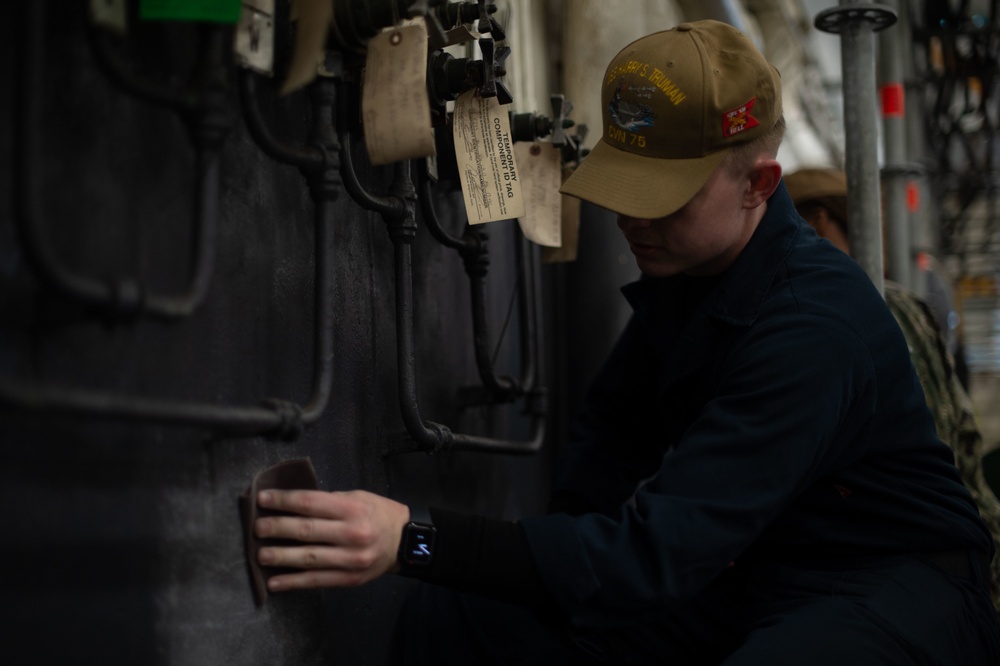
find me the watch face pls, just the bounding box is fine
[403,523,435,566]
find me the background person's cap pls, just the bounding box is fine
[560,20,782,219]
[783,167,848,204]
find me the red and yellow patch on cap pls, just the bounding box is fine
[722,97,759,138]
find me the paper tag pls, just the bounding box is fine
[233,0,275,75]
[453,91,525,224]
[513,142,562,246]
[542,176,581,264]
[90,0,127,33]
[361,19,435,166]
[280,0,332,95]
[139,0,243,22]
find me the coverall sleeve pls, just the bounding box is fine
[548,316,676,516]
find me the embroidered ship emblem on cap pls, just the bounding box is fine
[609,80,657,132]
[722,97,759,138]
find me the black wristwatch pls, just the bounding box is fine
[398,506,436,571]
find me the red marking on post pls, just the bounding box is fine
[881,83,905,117]
[916,251,931,272]
[906,181,920,212]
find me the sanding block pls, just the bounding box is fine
[239,457,320,606]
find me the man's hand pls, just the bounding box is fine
[254,489,410,591]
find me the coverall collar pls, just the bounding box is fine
[621,181,801,330]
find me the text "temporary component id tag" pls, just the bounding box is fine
[453,91,525,225]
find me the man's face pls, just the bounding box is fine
[616,163,761,277]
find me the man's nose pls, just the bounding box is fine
[617,215,652,230]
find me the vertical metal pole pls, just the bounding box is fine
[900,0,934,299]
[878,0,913,291]
[816,2,898,296]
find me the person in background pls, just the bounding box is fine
[785,166,1000,618]
[923,254,971,391]
[250,21,1000,664]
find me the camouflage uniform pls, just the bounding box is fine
[885,281,1000,619]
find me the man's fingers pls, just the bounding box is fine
[257,489,347,519]
[255,514,337,543]
[251,489,409,591]
[265,568,374,591]
[258,544,379,572]
[255,513,380,548]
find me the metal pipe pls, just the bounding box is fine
[900,0,936,283]
[339,145,545,454]
[16,2,228,321]
[87,19,195,114]
[0,54,346,439]
[339,132,406,219]
[299,198,337,426]
[390,200,456,450]
[390,177,545,454]
[877,0,913,290]
[816,2,898,295]
[239,69,324,170]
[417,163,541,403]
[465,232,520,400]
[516,235,539,394]
[466,232,544,400]
[417,167,466,251]
[0,186,338,441]
[448,411,547,454]
[334,78,404,218]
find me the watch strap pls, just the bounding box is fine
[407,505,433,528]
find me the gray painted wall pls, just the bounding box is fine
[0,5,585,664]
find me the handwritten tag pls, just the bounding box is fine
[280,0,332,95]
[234,0,275,75]
[513,142,562,246]
[453,91,525,224]
[361,19,435,166]
[542,176,581,264]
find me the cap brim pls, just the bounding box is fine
[783,170,847,205]
[560,138,729,219]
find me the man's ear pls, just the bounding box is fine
[744,160,782,209]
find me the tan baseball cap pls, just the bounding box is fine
[783,167,848,204]
[560,20,782,219]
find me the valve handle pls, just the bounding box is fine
[478,38,512,105]
[550,94,575,146]
[561,123,590,165]
[487,16,505,41]
[406,0,449,50]
[435,1,496,29]
[476,0,491,34]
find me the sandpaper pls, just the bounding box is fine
[239,457,320,606]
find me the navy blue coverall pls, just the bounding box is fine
[394,183,1000,665]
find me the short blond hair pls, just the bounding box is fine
[722,115,786,178]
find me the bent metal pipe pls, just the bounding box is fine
[338,121,546,455]
[15,3,230,321]
[0,63,344,441]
